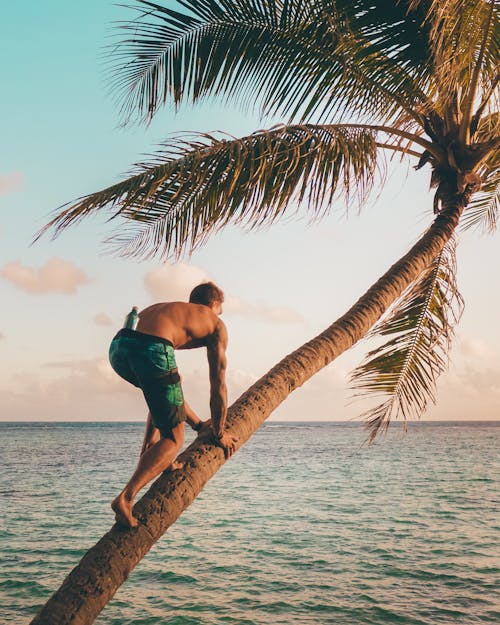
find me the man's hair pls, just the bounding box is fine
[189,282,224,307]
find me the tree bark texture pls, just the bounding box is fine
[31,200,465,625]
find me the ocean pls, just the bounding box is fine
[1,421,499,625]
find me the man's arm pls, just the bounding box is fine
[206,320,238,456]
[184,399,211,434]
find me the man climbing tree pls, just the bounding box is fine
[110,281,238,527]
[31,1,498,623]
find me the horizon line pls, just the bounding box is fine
[1,419,499,425]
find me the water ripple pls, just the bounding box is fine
[0,422,498,624]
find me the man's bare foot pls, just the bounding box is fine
[111,493,138,528]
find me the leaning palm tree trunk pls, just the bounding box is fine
[31,197,465,625]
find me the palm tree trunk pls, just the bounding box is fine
[31,194,466,625]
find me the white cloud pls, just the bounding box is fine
[144,263,303,324]
[225,295,304,324]
[452,365,500,398]
[1,358,144,421]
[180,365,259,407]
[457,336,490,359]
[227,368,259,398]
[423,361,500,421]
[0,355,260,422]
[0,258,90,295]
[94,313,113,326]
[43,357,118,382]
[0,172,23,196]
[5,348,497,424]
[144,263,210,302]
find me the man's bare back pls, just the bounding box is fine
[137,301,224,350]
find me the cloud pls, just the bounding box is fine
[225,295,304,324]
[457,336,490,359]
[94,313,113,326]
[1,358,144,421]
[0,258,90,295]
[421,361,500,421]
[43,357,117,379]
[144,263,303,324]
[5,349,497,423]
[0,172,23,196]
[1,355,260,422]
[227,368,259,398]
[144,263,210,302]
[178,364,259,409]
[450,364,500,398]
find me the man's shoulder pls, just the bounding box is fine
[157,301,206,317]
[142,301,189,313]
[214,315,227,334]
[209,316,227,345]
[185,302,222,320]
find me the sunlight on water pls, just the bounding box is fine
[1,422,499,624]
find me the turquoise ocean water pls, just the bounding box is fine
[1,421,499,625]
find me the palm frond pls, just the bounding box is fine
[350,238,463,443]
[473,111,500,142]
[460,170,500,234]
[471,74,500,133]
[37,124,378,259]
[108,0,431,126]
[410,0,499,126]
[457,0,498,142]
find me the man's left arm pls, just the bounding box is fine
[207,320,238,456]
[184,399,211,435]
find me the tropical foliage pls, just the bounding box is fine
[350,238,464,441]
[40,0,499,439]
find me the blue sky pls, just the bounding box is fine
[1,0,499,423]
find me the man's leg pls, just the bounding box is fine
[112,421,184,528]
[140,412,160,456]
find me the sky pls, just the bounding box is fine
[1,0,499,424]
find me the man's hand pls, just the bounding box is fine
[215,430,239,458]
[192,418,213,436]
[197,419,213,436]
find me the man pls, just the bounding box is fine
[109,281,238,528]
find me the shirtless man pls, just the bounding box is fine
[108,282,238,528]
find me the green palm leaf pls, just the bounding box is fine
[350,238,464,443]
[410,0,499,134]
[460,170,500,234]
[412,0,499,87]
[109,0,431,125]
[37,124,378,258]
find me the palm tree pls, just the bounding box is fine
[41,0,499,435]
[32,1,498,623]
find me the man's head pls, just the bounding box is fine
[189,281,224,314]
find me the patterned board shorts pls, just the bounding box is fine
[109,328,186,436]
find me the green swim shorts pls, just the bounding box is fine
[109,328,186,436]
